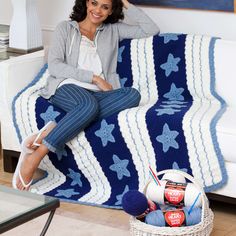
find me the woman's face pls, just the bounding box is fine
[86,0,113,25]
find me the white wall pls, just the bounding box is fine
[143,7,236,40]
[0,0,236,46]
[0,0,12,24]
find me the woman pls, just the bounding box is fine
[13,0,159,190]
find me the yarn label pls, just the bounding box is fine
[164,181,186,206]
[163,209,186,227]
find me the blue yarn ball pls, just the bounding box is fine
[145,210,166,226]
[122,190,148,216]
[183,207,202,226]
[145,207,202,227]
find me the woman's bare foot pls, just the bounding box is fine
[16,144,49,190]
[16,153,37,190]
[14,122,56,190]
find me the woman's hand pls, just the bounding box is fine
[121,0,130,9]
[92,75,113,91]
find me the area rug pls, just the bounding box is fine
[3,211,129,236]
[12,33,227,208]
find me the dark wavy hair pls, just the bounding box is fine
[70,0,124,24]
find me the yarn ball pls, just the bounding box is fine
[122,190,148,216]
[145,210,166,226]
[145,207,202,227]
[162,172,186,183]
[183,207,202,226]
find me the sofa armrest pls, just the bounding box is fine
[0,50,45,110]
[0,50,45,152]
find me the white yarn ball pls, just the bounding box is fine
[162,172,186,183]
[146,180,202,207]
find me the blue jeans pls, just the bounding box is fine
[43,84,141,152]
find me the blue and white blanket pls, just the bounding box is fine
[13,34,227,208]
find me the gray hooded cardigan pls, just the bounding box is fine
[41,4,159,99]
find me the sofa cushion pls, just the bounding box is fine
[217,108,236,163]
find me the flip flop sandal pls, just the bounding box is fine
[12,121,56,190]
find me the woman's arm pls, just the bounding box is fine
[48,21,93,84]
[116,0,159,40]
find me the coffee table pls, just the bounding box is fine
[0,185,60,235]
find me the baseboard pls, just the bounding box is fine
[7,46,44,54]
[207,193,236,205]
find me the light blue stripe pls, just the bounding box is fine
[205,38,228,192]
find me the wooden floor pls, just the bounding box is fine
[0,155,236,235]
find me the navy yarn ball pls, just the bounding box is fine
[122,190,148,216]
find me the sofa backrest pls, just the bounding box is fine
[214,40,236,108]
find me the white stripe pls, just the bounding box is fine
[30,156,66,194]
[69,132,111,204]
[183,35,222,187]
[118,36,158,191]
[15,70,50,139]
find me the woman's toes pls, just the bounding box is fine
[17,180,23,190]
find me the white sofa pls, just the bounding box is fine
[0,39,236,203]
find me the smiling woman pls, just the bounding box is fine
[129,0,236,13]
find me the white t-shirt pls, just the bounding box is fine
[58,35,104,91]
